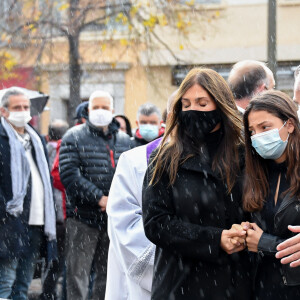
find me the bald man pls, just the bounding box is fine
[228,60,275,113]
[293,65,300,106]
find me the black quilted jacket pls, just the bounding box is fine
[59,119,131,227]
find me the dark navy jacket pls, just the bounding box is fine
[59,119,131,227]
[0,120,56,261]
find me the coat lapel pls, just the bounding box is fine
[180,155,216,178]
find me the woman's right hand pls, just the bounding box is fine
[230,222,253,245]
[220,228,247,254]
[276,226,300,267]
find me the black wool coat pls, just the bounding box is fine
[142,151,252,300]
[59,119,131,227]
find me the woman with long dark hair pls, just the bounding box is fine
[242,90,300,299]
[142,68,252,300]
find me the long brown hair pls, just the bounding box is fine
[243,90,300,212]
[150,68,243,192]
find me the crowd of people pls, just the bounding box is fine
[0,60,300,300]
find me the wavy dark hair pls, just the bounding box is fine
[243,90,300,212]
[150,68,243,193]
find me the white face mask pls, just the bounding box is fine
[251,122,288,160]
[89,109,113,127]
[7,110,32,128]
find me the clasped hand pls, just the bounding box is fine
[231,222,263,253]
[221,222,264,254]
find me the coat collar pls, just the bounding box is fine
[253,192,300,231]
[86,118,119,138]
[276,192,299,216]
[180,154,216,178]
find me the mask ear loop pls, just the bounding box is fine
[279,121,289,142]
[279,121,287,130]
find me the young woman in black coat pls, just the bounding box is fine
[241,90,300,299]
[142,68,252,300]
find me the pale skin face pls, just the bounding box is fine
[89,97,112,111]
[88,97,113,131]
[248,110,294,163]
[180,84,221,132]
[136,113,161,128]
[0,95,30,134]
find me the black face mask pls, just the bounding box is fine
[178,110,222,150]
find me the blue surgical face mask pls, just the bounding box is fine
[251,122,289,160]
[139,124,159,142]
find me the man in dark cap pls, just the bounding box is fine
[74,102,88,125]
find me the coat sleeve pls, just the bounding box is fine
[59,132,103,205]
[142,165,224,262]
[107,150,154,292]
[258,233,285,256]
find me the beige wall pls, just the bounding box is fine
[18,0,300,133]
[124,66,177,126]
[139,2,300,65]
[124,65,148,125]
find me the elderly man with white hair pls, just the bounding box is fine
[59,91,131,300]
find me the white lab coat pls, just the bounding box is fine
[105,145,155,300]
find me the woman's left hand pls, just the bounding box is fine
[246,223,263,252]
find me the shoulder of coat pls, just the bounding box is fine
[62,123,86,140]
[120,144,147,166]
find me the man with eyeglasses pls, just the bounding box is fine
[0,88,56,300]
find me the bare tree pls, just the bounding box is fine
[0,0,211,122]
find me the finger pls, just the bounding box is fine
[277,234,300,251]
[232,225,242,233]
[241,221,251,230]
[280,251,300,265]
[232,236,246,243]
[250,223,260,231]
[236,237,246,244]
[227,229,246,238]
[230,238,240,246]
[288,225,300,233]
[290,259,300,268]
[246,229,254,237]
[232,224,243,229]
[276,243,300,258]
[246,236,251,244]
